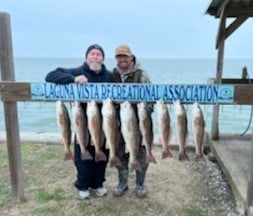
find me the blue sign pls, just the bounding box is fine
[30,82,234,103]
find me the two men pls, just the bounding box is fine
[45,44,153,199]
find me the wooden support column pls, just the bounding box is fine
[247,127,253,214]
[0,12,25,202]
[211,7,226,140]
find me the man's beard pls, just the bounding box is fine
[89,62,102,73]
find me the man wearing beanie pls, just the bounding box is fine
[45,44,113,199]
[112,44,154,198]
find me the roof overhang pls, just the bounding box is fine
[206,0,252,48]
[206,0,253,18]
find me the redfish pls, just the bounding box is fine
[120,101,141,171]
[156,99,173,159]
[137,102,156,163]
[101,99,121,167]
[56,100,73,160]
[174,100,189,161]
[72,101,92,160]
[87,100,106,162]
[192,103,206,161]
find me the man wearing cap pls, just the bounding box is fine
[112,44,153,198]
[45,44,113,199]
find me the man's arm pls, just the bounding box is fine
[45,67,84,84]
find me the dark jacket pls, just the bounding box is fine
[45,62,113,84]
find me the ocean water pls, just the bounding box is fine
[0,57,253,136]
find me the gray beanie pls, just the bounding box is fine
[85,44,105,59]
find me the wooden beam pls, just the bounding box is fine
[208,78,253,84]
[247,127,253,212]
[0,12,25,202]
[0,82,253,104]
[216,5,227,49]
[213,5,227,140]
[234,85,253,105]
[225,16,248,40]
[0,82,31,101]
[215,4,249,49]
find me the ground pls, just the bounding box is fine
[0,143,240,216]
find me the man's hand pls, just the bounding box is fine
[74,75,88,83]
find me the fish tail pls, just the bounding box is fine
[178,152,189,161]
[147,153,157,164]
[195,153,206,162]
[109,156,122,167]
[161,148,173,159]
[130,160,142,172]
[81,150,93,161]
[95,150,107,162]
[64,150,73,161]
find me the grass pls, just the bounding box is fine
[0,142,237,216]
[0,182,11,206]
[32,206,58,215]
[36,188,65,202]
[184,206,203,216]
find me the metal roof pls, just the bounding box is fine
[206,0,253,18]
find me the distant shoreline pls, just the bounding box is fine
[0,131,61,144]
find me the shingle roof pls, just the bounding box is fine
[206,0,253,18]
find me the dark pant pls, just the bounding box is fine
[116,143,149,186]
[74,136,109,191]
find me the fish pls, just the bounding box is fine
[56,100,73,160]
[192,103,206,161]
[156,99,173,159]
[101,98,121,167]
[72,101,92,160]
[86,100,107,162]
[137,102,157,164]
[120,101,142,171]
[174,100,189,161]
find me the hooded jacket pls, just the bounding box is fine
[45,62,113,84]
[112,57,151,84]
[112,56,153,113]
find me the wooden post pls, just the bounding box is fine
[0,12,25,202]
[211,7,226,140]
[247,127,253,214]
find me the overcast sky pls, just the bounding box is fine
[1,0,253,58]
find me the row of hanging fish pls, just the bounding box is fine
[156,100,206,162]
[56,99,206,170]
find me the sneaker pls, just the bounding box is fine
[95,187,107,197]
[79,190,90,199]
[113,183,128,197]
[135,185,147,198]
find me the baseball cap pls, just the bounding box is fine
[115,44,132,57]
